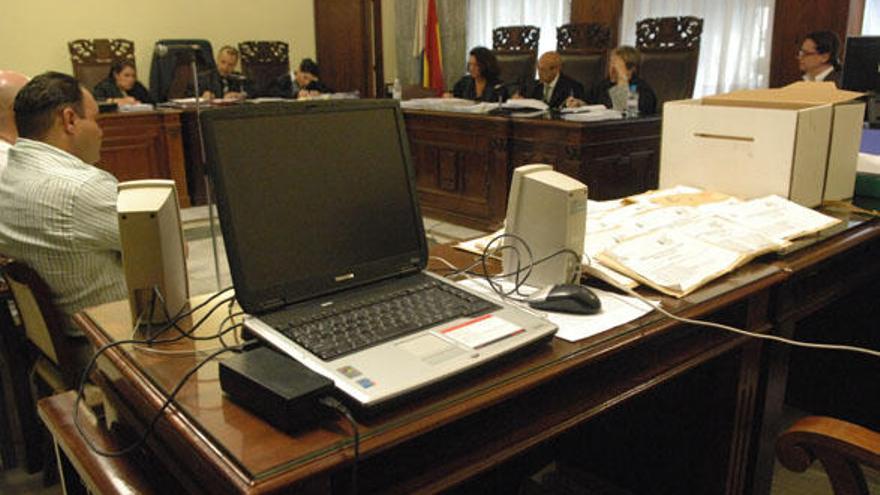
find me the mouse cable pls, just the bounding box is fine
[74,342,246,458]
[319,396,360,495]
[606,278,880,360]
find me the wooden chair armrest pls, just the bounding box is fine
[37,390,159,495]
[777,416,880,495]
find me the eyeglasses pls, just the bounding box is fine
[797,49,820,57]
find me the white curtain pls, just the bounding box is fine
[864,0,880,34]
[621,0,775,97]
[466,0,571,72]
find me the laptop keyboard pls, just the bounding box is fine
[273,279,499,361]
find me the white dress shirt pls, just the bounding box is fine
[803,65,835,82]
[0,139,127,333]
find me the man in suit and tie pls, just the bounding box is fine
[517,51,584,109]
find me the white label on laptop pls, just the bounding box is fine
[440,314,524,349]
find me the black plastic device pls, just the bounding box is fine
[219,346,335,432]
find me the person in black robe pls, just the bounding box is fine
[271,58,333,98]
[449,46,509,102]
[517,51,584,109]
[92,60,154,105]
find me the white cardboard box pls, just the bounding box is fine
[660,82,865,207]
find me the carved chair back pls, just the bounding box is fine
[557,23,612,93]
[238,41,291,97]
[635,16,703,110]
[68,38,136,92]
[492,25,540,92]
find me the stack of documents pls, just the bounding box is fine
[456,187,842,298]
[560,104,622,122]
[117,103,154,112]
[400,97,497,114]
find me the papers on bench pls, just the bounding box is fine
[559,103,621,122]
[457,278,655,342]
[117,103,154,112]
[400,97,497,114]
[455,187,842,298]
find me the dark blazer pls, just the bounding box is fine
[92,78,155,104]
[522,73,584,109]
[452,75,509,102]
[823,68,842,87]
[270,73,334,98]
[585,75,658,115]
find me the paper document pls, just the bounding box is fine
[561,109,622,122]
[117,103,154,112]
[716,195,842,240]
[502,98,549,111]
[560,104,608,113]
[457,278,655,342]
[400,97,497,114]
[598,230,746,297]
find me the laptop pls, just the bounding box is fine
[201,99,557,409]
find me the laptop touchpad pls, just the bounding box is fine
[396,334,465,365]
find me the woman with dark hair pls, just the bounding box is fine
[798,31,842,86]
[450,46,509,102]
[93,60,154,105]
[271,58,334,98]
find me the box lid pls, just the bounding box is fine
[702,82,864,110]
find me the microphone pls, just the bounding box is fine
[154,43,201,58]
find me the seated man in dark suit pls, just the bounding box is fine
[271,58,333,98]
[516,51,584,109]
[798,31,842,86]
[197,46,249,100]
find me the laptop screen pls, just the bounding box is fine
[202,100,427,313]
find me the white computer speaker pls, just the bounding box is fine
[503,164,588,288]
[117,180,190,324]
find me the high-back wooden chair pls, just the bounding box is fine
[68,39,135,92]
[238,40,290,97]
[492,25,540,92]
[556,22,612,93]
[0,257,93,474]
[634,16,703,111]
[777,416,880,495]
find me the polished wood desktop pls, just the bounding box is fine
[96,109,191,208]
[65,214,878,494]
[405,110,661,230]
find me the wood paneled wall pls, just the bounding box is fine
[571,0,623,46]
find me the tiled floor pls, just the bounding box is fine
[2,205,877,494]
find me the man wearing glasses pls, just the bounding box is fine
[797,31,842,86]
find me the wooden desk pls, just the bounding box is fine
[97,110,191,208]
[750,216,880,495]
[405,110,662,230]
[74,245,788,493]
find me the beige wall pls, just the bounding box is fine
[1,0,316,86]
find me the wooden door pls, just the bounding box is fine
[769,0,853,87]
[314,0,384,97]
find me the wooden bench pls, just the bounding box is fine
[37,391,161,495]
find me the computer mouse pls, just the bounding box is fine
[527,284,602,315]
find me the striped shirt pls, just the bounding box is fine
[0,139,127,333]
[0,140,10,175]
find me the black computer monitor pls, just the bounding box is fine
[842,36,880,92]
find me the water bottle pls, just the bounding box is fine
[626,83,639,118]
[392,78,402,100]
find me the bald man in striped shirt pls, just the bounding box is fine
[0,72,126,336]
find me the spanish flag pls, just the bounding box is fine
[421,0,444,94]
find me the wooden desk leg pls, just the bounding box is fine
[0,297,18,468]
[750,319,795,495]
[0,299,42,472]
[54,440,88,495]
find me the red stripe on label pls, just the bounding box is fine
[441,313,493,334]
